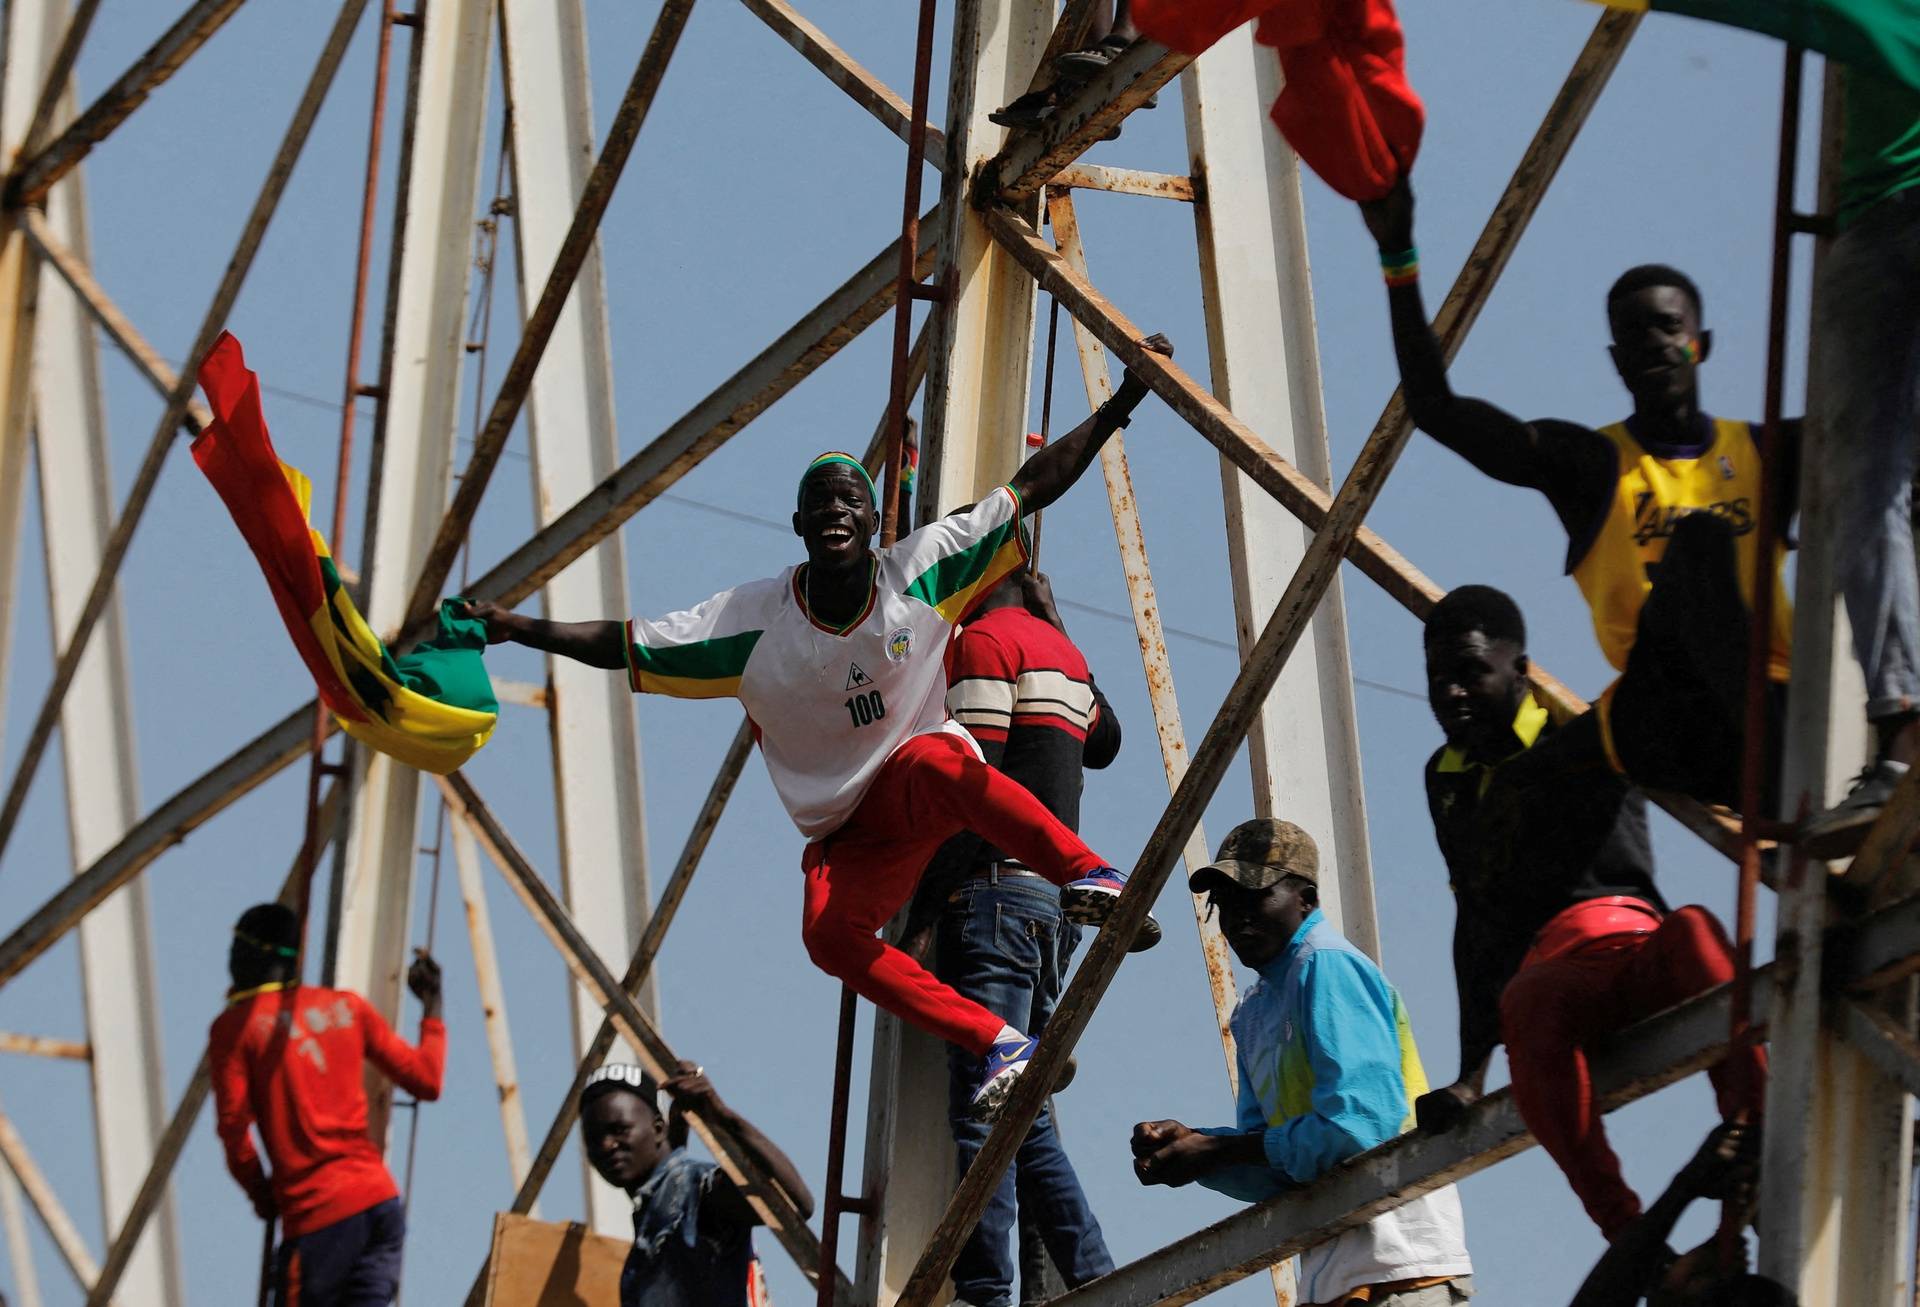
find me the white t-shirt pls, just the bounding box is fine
[624,486,1029,840]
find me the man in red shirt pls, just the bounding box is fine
[209,903,445,1306]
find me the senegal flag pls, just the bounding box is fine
[193,332,497,774]
[1588,0,1919,91]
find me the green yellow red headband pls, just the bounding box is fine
[798,452,876,510]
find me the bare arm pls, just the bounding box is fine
[1359,181,1565,493]
[665,1063,816,1226]
[451,600,625,670]
[1009,334,1172,515]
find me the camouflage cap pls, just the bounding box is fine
[1188,818,1319,892]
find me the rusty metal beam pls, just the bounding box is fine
[19,0,104,157]
[434,770,850,1302]
[0,209,936,998]
[1844,892,1920,994]
[448,808,534,1195]
[0,1096,111,1299]
[401,0,694,632]
[0,1032,87,1060]
[737,0,945,166]
[0,0,371,872]
[5,0,251,208]
[981,38,1191,206]
[79,1060,206,1307]
[454,203,941,616]
[1842,765,1920,892]
[19,208,212,432]
[80,783,337,1307]
[1048,163,1193,201]
[494,717,754,1227]
[0,700,311,989]
[1048,190,1239,1078]
[1052,969,1769,1306]
[1840,997,1920,1100]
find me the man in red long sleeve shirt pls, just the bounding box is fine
[209,903,446,1306]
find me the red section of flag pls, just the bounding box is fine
[1135,0,1423,202]
[192,331,369,721]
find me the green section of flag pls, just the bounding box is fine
[1651,0,1920,91]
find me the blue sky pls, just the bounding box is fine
[0,1,1822,1303]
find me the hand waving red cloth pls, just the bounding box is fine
[1134,0,1423,202]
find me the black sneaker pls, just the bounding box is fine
[990,88,1054,132]
[1799,758,1909,859]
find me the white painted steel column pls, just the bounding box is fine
[0,1165,43,1307]
[1182,30,1377,958]
[498,0,654,1239]
[334,0,495,1146]
[1760,65,1912,1304]
[858,5,1050,1300]
[10,2,183,1301]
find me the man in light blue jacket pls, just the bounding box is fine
[1132,819,1473,1306]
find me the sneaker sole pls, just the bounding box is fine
[1061,882,1121,925]
[969,1066,1022,1122]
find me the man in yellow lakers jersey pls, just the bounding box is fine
[1360,179,1793,810]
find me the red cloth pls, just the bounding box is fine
[1499,902,1767,1240]
[191,333,369,724]
[1133,0,1424,202]
[800,731,1106,1055]
[209,985,445,1238]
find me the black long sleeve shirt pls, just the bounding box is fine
[1424,705,1662,1081]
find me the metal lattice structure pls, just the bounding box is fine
[0,3,1915,1307]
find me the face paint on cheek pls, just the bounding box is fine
[1680,337,1700,365]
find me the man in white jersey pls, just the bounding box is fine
[455,334,1171,1118]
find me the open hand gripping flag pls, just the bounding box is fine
[1133,0,1424,202]
[193,332,497,774]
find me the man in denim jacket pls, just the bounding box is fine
[1132,820,1473,1307]
[580,1061,812,1307]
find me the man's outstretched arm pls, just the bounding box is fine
[1359,181,1562,493]
[452,600,625,669]
[1009,334,1172,514]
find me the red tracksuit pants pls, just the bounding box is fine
[1499,898,1768,1241]
[800,731,1106,1056]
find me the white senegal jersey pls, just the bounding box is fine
[623,485,1029,840]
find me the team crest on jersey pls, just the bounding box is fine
[845,662,872,690]
[1717,454,1735,481]
[885,626,913,663]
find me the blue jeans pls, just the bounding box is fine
[1816,185,1920,722]
[937,874,1114,1307]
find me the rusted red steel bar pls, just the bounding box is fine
[820,2,941,1297]
[296,0,402,951]
[5,0,252,208]
[877,0,941,539]
[1731,39,1804,1133]
[400,0,697,634]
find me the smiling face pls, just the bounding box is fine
[793,466,878,569]
[1202,874,1317,970]
[1608,284,1710,413]
[1426,628,1529,759]
[580,1090,668,1193]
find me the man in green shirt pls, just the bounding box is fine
[1798,70,1920,857]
